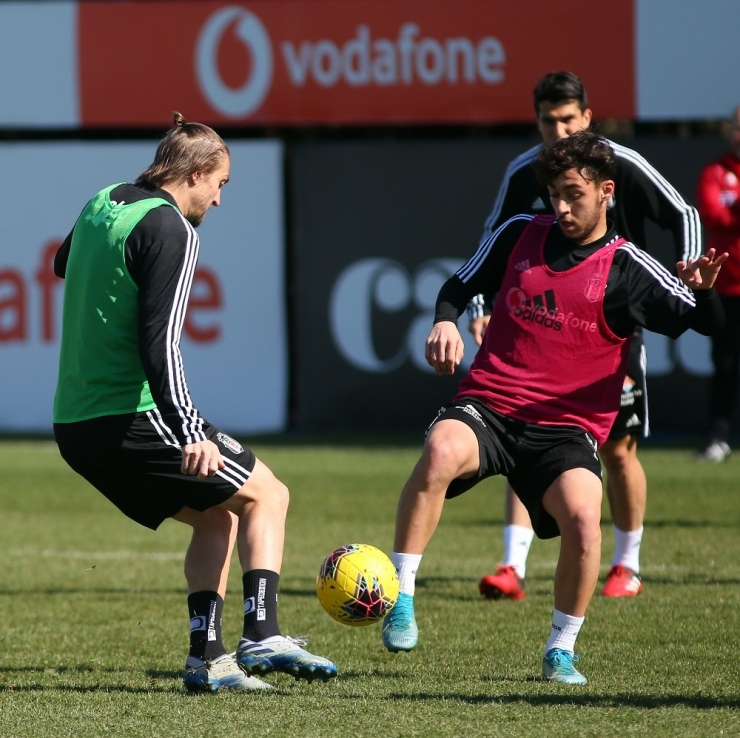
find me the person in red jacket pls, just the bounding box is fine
[695,107,740,461]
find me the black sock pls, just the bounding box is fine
[187,591,227,661]
[242,569,280,641]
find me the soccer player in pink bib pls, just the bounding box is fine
[381,131,727,685]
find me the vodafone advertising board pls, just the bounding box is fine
[4,1,740,127]
[0,141,287,434]
[77,0,634,126]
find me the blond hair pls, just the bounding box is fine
[136,112,229,188]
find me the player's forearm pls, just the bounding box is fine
[688,289,725,336]
[435,275,472,324]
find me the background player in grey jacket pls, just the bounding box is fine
[472,72,702,601]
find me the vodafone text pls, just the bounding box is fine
[0,241,223,344]
[513,305,598,333]
[281,24,505,87]
[507,288,597,332]
[197,9,507,118]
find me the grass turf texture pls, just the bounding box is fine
[0,439,738,736]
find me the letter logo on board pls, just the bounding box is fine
[196,6,273,117]
[329,258,475,374]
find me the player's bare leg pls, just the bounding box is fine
[507,485,534,527]
[393,419,480,552]
[173,506,238,596]
[479,485,533,600]
[219,458,288,573]
[544,469,602,616]
[173,506,272,692]
[225,460,337,681]
[540,468,602,685]
[600,435,646,596]
[384,419,480,652]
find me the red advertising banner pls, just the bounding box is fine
[78,0,634,126]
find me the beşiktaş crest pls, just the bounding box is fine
[216,432,244,455]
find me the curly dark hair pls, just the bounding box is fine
[533,130,615,186]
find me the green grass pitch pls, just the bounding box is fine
[0,438,738,736]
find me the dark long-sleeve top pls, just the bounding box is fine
[468,139,702,319]
[439,216,723,339]
[54,182,206,447]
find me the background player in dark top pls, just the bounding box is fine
[53,112,337,692]
[380,131,726,685]
[695,105,740,462]
[471,72,702,601]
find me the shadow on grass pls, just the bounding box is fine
[0,665,299,695]
[0,588,184,596]
[643,519,740,529]
[0,665,178,694]
[0,683,188,695]
[386,691,740,709]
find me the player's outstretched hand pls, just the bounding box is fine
[181,439,226,480]
[468,315,490,347]
[426,320,464,375]
[677,248,729,290]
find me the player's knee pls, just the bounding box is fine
[561,506,602,552]
[233,475,289,515]
[272,478,290,513]
[423,431,474,484]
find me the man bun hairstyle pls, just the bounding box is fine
[533,71,588,114]
[534,130,615,186]
[136,111,229,188]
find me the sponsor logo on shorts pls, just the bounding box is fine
[243,596,256,615]
[454,404,487,427]
[620,385,642,408]
[625,413,640,429]
[217,432,244,455]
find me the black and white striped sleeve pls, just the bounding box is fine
[468,145,541,319]
[612,142,702,264]
[612,242,723,338]
[129,207,208,447]
[480,145,541,237]
[436,216,530,324]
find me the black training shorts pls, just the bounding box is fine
[429,398,602,539]
[55,412,256,530]
[610,329,648,439]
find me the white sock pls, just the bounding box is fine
[611,525,643,573]
[502,525,534,579]
[391,552,422,596]
[544,609,585,654]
